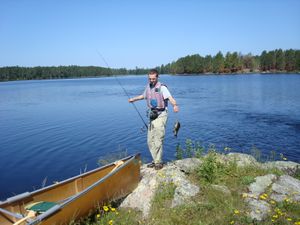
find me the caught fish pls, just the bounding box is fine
[173,120,181,137]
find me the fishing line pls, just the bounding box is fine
[96,50,148,130]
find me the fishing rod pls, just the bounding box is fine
[96,50,148,130]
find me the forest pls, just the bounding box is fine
[1,49,299,81]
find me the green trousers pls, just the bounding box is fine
[147,111,168,164]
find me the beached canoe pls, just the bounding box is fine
[0,154,141,225]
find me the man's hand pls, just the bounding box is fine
[173,105,179,113]
[128,95,144,103]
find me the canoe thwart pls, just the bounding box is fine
[0,208,23,219]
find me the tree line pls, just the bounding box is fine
[159,49,300,74]
[0,49,299,81]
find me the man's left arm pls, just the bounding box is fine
[161,85,179,113]
[168,96,179,113]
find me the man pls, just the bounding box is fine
[128,69,179,170]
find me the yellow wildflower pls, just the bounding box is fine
[234,209,239,214]
[110,207,116,212]
[294,222,300,225]
[272,214,279,219]
[270,200,276,204]
[242,193,248,198]
[287,218,292,221]
[96,214,101,218]
[259,195,267,200]
[103,206,109,212]
[259,193,268,200]
[115,211,119,215]
[275,208,281,212]
[108,220,113,225]
[230,221,234,224]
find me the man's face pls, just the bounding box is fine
[148,73,158,86]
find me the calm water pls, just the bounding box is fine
[0,74,300,199]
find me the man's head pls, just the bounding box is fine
[148,69,159,87]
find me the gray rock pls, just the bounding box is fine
[262,161,300,175]
[244,173,300,221]
[247,199,271,221]
[271,175,300,202]
[172,158,202,174]
[225,153,259,167]
[155,164,200,208]
[120,163,200,217]
[172,179,199,207]
[120,166,159,217]
[248,174,276,197]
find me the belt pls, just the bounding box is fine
[151,108,165,112]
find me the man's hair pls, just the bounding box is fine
[148,69,159,77]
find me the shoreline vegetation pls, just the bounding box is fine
[1,49,299,81]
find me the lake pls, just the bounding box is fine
[0,74,300,200]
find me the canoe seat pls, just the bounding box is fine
[25,201,57,213]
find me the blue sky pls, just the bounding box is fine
[1,0,299,69]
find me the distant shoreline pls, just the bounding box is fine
[1,71,300,82]
[1,49,299,81]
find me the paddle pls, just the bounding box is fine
[13,210,36,225]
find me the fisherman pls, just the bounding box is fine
[128,69,179,170]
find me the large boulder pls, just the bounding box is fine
[120,161,200,217]
[262,161,300,176]
[247,199,271,221]
[120,166,159,217]
[225,153,259,167]
[244,174,300,221]
[172,158,202,174]
[248,174,276,198]
[271,175,300,202]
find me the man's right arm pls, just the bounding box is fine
[128,95,144,103]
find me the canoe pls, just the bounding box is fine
[0,154,141,225]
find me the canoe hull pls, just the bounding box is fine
[0,154,141,225]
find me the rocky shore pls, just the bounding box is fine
[120,153,300,221]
